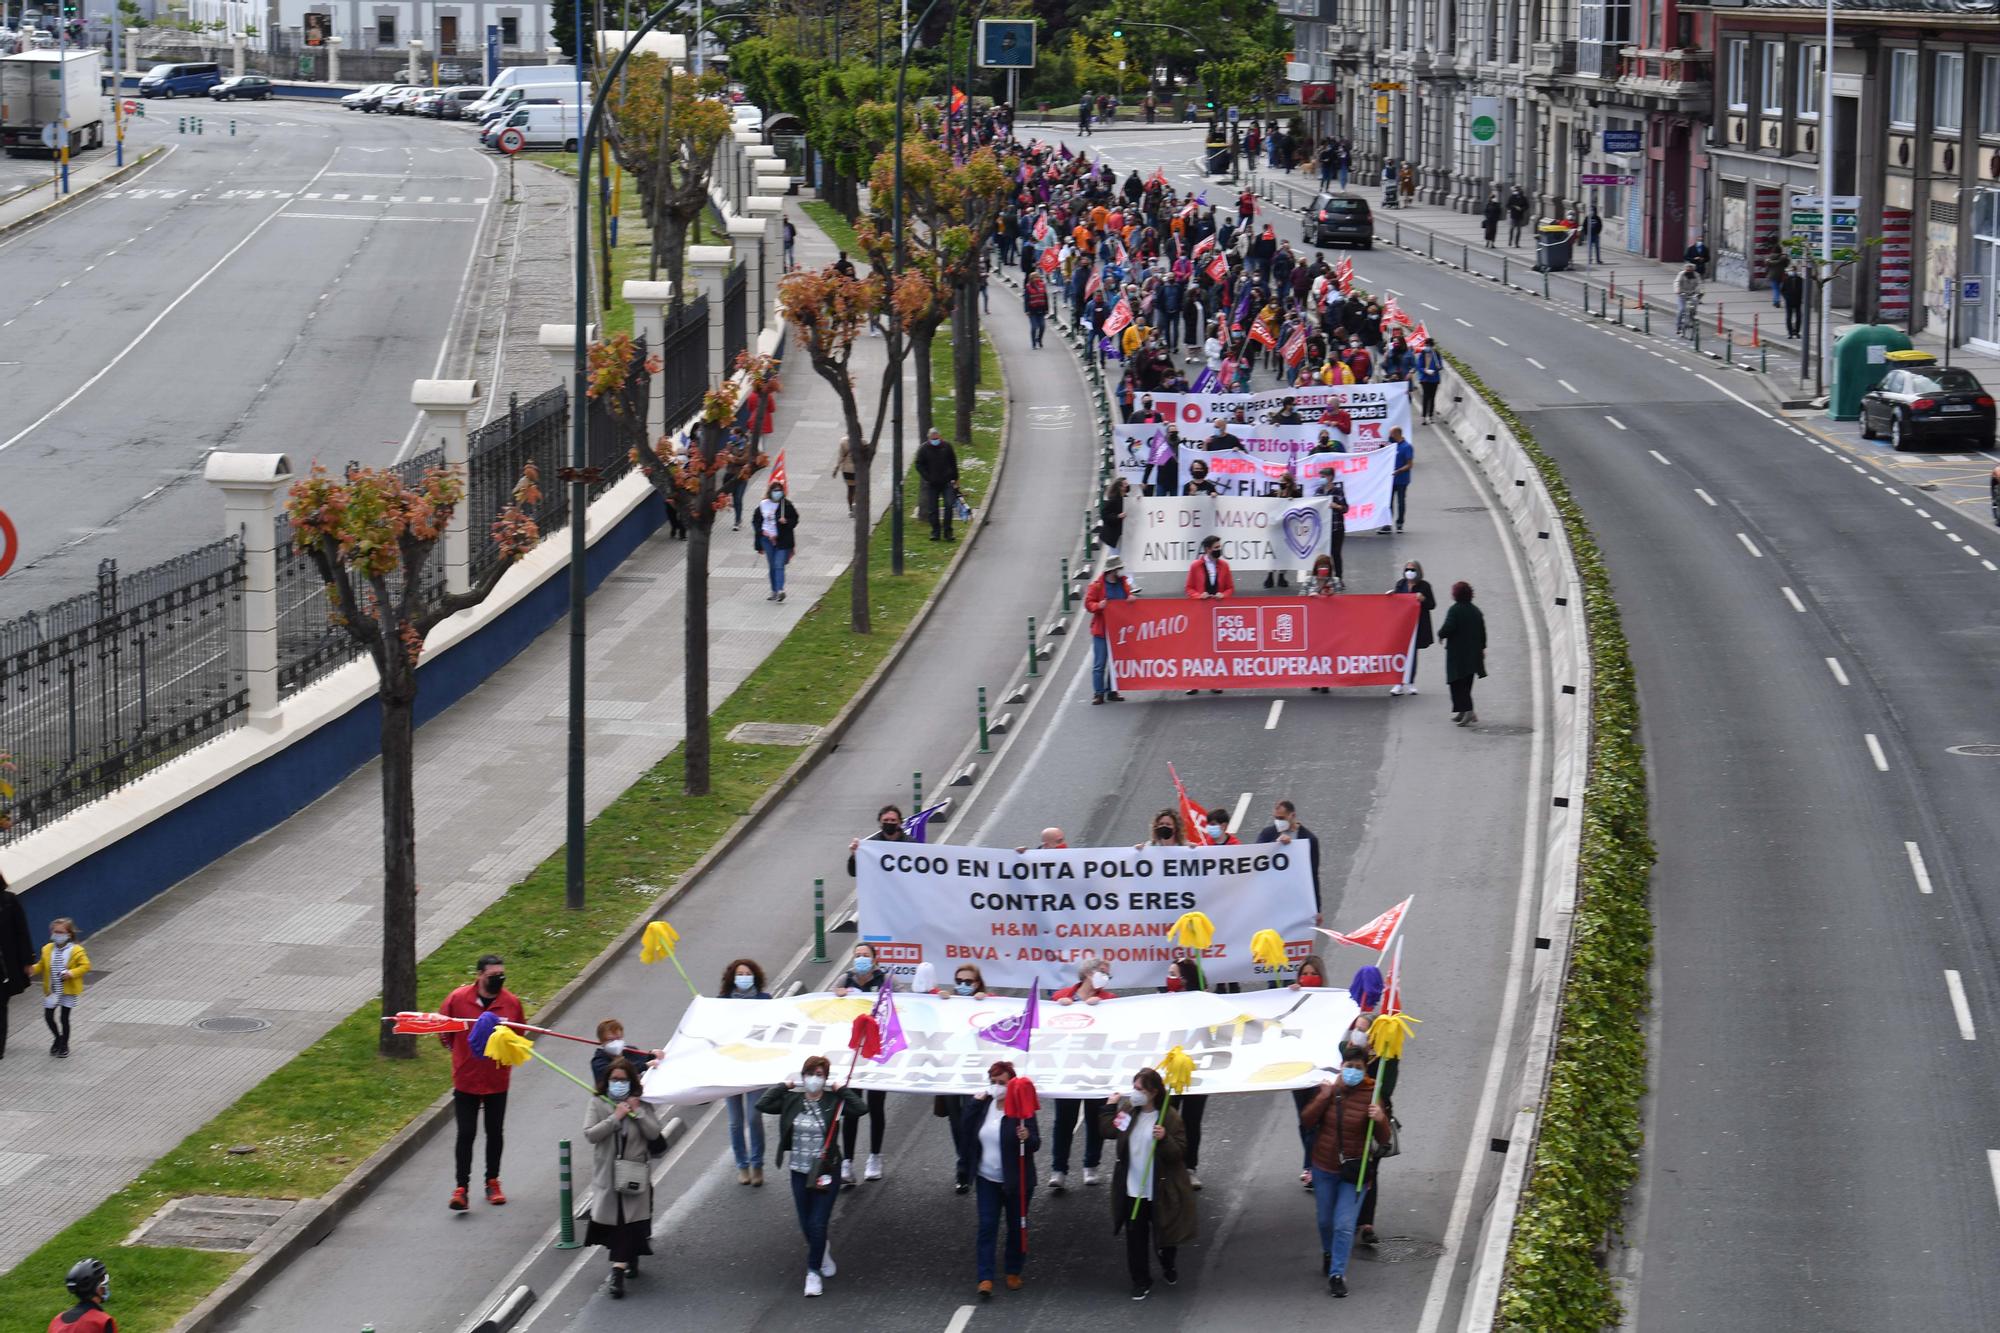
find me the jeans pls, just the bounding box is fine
[1770,276,1783,307]
[1587,236,1602,263]
[1050,1097,1103,1172]
[1312,1167,1369,1276]
[1321,167,1334,189]
[725,1093,765,1168]
[1126,1197,1178,1287]
[1508,219,1525,246]
[1391,485,1408,528]
[919,481,955,538]
[1092,634,1114,695]
[789,1169,839,1273]
[727,477,746,526]
[1027,311,1045,346]
[763,544,790,594]
[973,1175,1026,1281]
[452,1089,507,1188]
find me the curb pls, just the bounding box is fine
[169,322,1016,1333]
[0,145,167,238]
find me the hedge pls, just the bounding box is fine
[1446,354,1656,1331]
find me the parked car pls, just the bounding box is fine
[436,62,472,84]
[1858,365,1996,451]
[380,85,428,115]
[1305,192,1373,249]
[208,74,272,101]
[482,102,586,152]
[410,88,449,116]
[340,82,396,111]
[731,102,762,133]
[476,87,573,126]
[137,60,222,98]
[435,86,487,119]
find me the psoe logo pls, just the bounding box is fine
[1213,610,1259,648]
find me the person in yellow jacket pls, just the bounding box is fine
[31,917,89,1059]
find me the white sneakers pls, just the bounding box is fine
[820,1244,836,1277]
[805,1271,823,1297]
[1083,1166,1101,1186]
[840,1159,854,1184]
[1406,684,1419,695]
[1048,1171,1067,1192]
[1188,1172,1204,1190]
[1390,684,1404,696]
[864,1153,884,1181]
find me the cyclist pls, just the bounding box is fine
[1673,263,1703,336]
[50,1258,115,1331]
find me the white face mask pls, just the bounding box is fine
[1090,971,1111,989]
[1206,822,1225,839]
[1403,570,1417,582]
[51,933,70,945]
[1274,818,1292,832]
[602,1038,626,1055]
[608,1081,631,1099]
[802,1075,826,1093]
[989,1083,1009,1101]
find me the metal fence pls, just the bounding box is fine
[661,295,711,432]
[467,387,571,586]
[584,337,652,490]
[723,262,748,376]
[0,541,247,843]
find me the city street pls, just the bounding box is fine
[0,100,497,615]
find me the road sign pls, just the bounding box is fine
[1795,194,1859,212]
[1228,106,1239,122]
[1468,95,1499,145]
[1601,129,1641,153]
[497,126,526,155]
[1579,173,1635,186]
[39,121,58,149]
[0,507,16,578]
[120,98,135,113]
[1962,277,1984,306]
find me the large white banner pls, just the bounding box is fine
[1115,422,1388,496]
[1123,493,1396,572]
[641,987,1361,1102]
[1113,447,1394,531]
[853,843,1318,990]
[1148,383,1413,444]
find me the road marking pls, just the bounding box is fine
[1916,508,1931,517]
[1420,301,1440,311]
[1454,316,1473,327]
[1604,415,1627,431]
[1865,733,1889,772]
[1229,790,1252,835]
[1736,532,1763,557]
[1695,372,1773,417]
[1489,335,1509,347]
[1264,700,1283,731]
[1819,444,1837,454]
[1984,560,1998,571]
[1781,586,1806,613]
[277,213,474,224]
[1900,497,1916,506]
[1944,971,1976,1040]
[1989,1151,2000,1217]
[1558,378,1580,394]
[1648,450,1671,466]
[1694,488,1717,506]
[1885,487,1900,494]
[1524,356,1546,370]
[1933,521,1948,531]
[1825,657,1849,686]
[944,1306,978,1333]
[1906,842,1934,895]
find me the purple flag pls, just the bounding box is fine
[903,800,949,844]
[1146,428,1175,466]
[978,981,1039,1052]
[1189,366,1218,393]
[867,982,908,1063]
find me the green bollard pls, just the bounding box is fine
[1726,336,1734,366]
[1644,304,1652,336]
[230,119,236,136]
[178,116,185,133]
[1061,557,1072,613]
[556,1140,581,1248]
[1761,343,1768,374]
[1462,242,1469,269]
[978,686,990,754]
[1694,325,1702,355]
[1502,256,1509,288]
[1027,617,1040,677]
[1617,299,1625,328]
[913,771,923,815]
[1542,270,1550,301]
[1427,231,1434,260]
[812,879,827,963]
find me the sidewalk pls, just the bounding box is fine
[0,198,890,1273]
[0,122,171,235]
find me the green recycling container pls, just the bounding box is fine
[1830,325,1915,421]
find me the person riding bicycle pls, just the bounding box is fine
[1673,263,1703,334]
[50,1258,115,1331]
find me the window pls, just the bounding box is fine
[1726,38,1748,110]
[1759,41,1784,115]
[1983,53,2000,137]
[1935,52,1964,135]
[1795,43,1822,119]
[376,14,395,45]
[500,15,519,45]
[1888,49,1917,128]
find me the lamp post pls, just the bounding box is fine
[1817,0,1832,397]
[891,0,947,577]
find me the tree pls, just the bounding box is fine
[615,338,773,796]
[115,0,149,28]
[602,55,733,304]
[286,464,540,1057]
[550,0,598,62]
[1779,234,1881,395]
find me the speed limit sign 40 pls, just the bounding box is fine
[0,507,18,578]
[497,126,526,155]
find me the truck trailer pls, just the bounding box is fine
[0,48,106,156]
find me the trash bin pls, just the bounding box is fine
[1535,224,1574,272]
[1206,139,1231,176]
[1830,326,1916,420]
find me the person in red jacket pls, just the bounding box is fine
[440,953,526,1211]
[1085,555,1140,704]
[1184,536,1232,696]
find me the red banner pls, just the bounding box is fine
[1103,595,1422,692]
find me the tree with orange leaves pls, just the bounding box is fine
[286,461,540,1057]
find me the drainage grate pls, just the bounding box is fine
[727,721,823,747]
[129,1196,298,1253]
[197,1016,272,1034]
[1947,744,2000,757]
[1360,1235,1448,1264]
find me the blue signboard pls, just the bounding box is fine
[485,25,501,86]
[1602,129,1642,153]
[978,19,1035,68]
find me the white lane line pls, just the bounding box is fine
[1265,700,1284,731]
[1865,733,1890,772]
[1604,415,1627,431]
[1695,372,1773,417]
[1825,657,1849,686]
[1781,586,1806,612]
[1900,497,1916,506]
[1885,487,1900,495]
[1944,971,1977,1040]
[1694,488,1718,506]
[1819,443,1837,454]
[1990,1151,2000,1219]
[944,1306,978,1333]
[1916,508,1932,517]
[1964,545,1982,558]
[1984,560,1998,571]
[1558,378,1580,394]
[1647,449,1671,466]
[1229,790,1253,835]
[1736,532,1763,558]
[1932,520,1948,531]
[1489,335,1510,347]
[1525,356,1547,370]
[1454,316,1474,327]
[1420,301,1440,311]
[1906,842,1934,895]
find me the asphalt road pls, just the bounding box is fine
[1068,126,2000,1328]
[0,101,496,616]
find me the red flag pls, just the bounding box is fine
[1191,235,1216,261]
[1317,896,1412,951]
[1205,253,1228,283]
[1281,325,1307,365]
[390,1011,469,1035]
[1408,322,1430,353]
[1248,316,1277,349]
[1149,167,1167,189]
[770,450,789,492]
[1038,248,1060,273]
[1034,214,1049,241]
[1102,295,1133,337]
[1084,269,1103,301]
[950,86,967,113]
[1169,763,1211,847]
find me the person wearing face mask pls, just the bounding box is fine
[751,482,800,603]
[846,804,910,876]
[1085,555,1139,705]
[1301,1050,1393,1297]
[717,960,772,1184]
[1182,536,1232,696]
[438,953,525,1210]
[584,1057,663,1298]
[1100,1066,1197,1300]
[1200,805,1241,847]
[1140,809,1186,848]
[915,427,962,541]
[1047,958,1116,1190]
[31,916,89,1060]
[1255,800,1323,923]
[589,1018,659,1086]
[960,1061,1042,1297]
[1388,560,1436,696]
[1287,955,1331,1187]
[831,944,893,1183]
[51,1257,114,1332]
[1342,965,1394,1246]
[932,963,992,1193]
[758,1056,867,1297]
[1439,580,1488,726]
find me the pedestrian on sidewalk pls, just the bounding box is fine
[1683,234,1710,279]
[831,944,892,1184]
[1086,554,1138,704]
[1583,206,1603,264]
[1101,1067,1195,1301]
[1318,140,1337,189]
[960,1061,1041,1298]
[1764,246,1789,308]
[1389,560,1436,697]
[759,1056,865,1297]
[1023,269,1050,347]
[1049,960,1115,1191]
[1505,187,1529,247]
[1481,193,1502,248]
[31,917,89,1059]
[584,1057,662,1299]
[783,217,797,271]
[0,873,32,1061]
[441,954,524,1210]
[1440,580,1488,725]
[719,960,772,1185]
[50,1258,113,1332]
[1398,161,1415,206]
[1412,340,1444,423]
[916,427,961,541]
[833,436,857,513]
[1782,269,1806,339]
[752,481,799,603]
[1301,1049,1393,1298]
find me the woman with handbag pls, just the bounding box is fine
[582,1057,662,1299]
[1300,1048,1394,1297]
[757,1055,867,1297]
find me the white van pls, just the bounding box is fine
[483,102,588,151]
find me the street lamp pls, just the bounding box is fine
[890,0,946,576]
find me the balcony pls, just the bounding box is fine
[1531,39,1578,77]
[1615,46,1712,107]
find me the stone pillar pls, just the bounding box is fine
[410,379,482,594]
[684,245,733,387]
[231,35,247,77]
[731,128,758,212]
[752,156,788,202]
[745,143,778,215]
[326,36,342,84]
[622,280,674,440]
[725,214,768,342]
[204,453,293,727]
[539,322,597,388]
[744,194,784,316]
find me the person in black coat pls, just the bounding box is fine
[915,429,961,541]
[1098,478,1129,556]
[1440,580,1489,725]
[1481,194,1502,248]
[958,1062,1042,1297]
[0,873,34,1060]
[1390,559,1437,696]
[751,482,800,603]
[1254,799,1323,923]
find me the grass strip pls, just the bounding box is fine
[1445,354,1655,1332]
[800,198,861,255]
[0,325,1005,1333]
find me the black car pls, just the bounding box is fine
[209,75,272,101]
[1305,192,1373,249]
[1858,366,1996,450]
